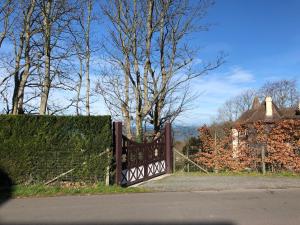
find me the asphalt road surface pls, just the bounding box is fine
[1,188,300,225]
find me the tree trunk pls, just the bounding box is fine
[12,29,25,114]
[142,0,154,114]
[16,0,36,114]
[85,59,90,115]
[12,71,20,114]
[39,0,52,115]
[152,2,169,133]
[39,37,51,115]
[76,58,83,115]
[85,0,92,116]
[132,0,143,142]
[123,55,132,139]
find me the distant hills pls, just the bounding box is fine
[172,125,199,142]
[133,124,199,142]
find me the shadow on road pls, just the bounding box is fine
[0,167,13,206]
[0,222,236,225]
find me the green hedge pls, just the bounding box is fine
[0,115,112,184]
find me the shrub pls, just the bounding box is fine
[195,120,300,173]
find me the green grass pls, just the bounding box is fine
[174,171,300,178]
[12,183,148,198]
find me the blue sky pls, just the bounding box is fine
[175,0,300,125]
[1,0,299,124]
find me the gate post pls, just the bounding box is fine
[165,122,173,173]
[113,122,122,185]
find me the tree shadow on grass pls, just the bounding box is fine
[0,167,13,206]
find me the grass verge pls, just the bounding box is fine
[12,183,148,198]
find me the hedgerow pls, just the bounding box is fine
[0,115,112,184]
[195,119,300,173]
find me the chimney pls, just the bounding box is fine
[296,102,300,115]
[252,96,260,110]
[265,96,273,117]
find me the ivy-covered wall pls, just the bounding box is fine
[0,115,112,184]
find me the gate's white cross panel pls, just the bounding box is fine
[121,160,166,185]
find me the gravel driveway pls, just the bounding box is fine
[139,174,300,192]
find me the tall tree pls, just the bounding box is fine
[84,0,92,116]
[11,0,36,114]
[66,0,95,116]
[0,0,92,115]
[15,0,37,114]
[38,0,52,115]
[38,0,76,115]
[97,0,223,141]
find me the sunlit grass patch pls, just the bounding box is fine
[12,183,148,198]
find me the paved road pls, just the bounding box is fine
[139,175,300,192]
[1,188,300,225]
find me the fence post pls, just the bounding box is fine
[105,148,110,186]
[113,122,122,185]
[165,122,173,173]
[261,145,266,175]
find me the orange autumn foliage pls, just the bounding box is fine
[195,120,300,173]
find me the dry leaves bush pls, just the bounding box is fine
[195,120,300,173]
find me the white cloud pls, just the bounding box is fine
[227,67,255,83]
[180,66,256,125]
[192,58,203,65]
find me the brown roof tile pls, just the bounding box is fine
[236,100,300,124]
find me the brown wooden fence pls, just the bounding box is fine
[113,122,173,186]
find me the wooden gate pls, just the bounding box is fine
[113,122,173,186]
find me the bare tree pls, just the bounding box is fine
[148,0,223,133]
[0,0,94,115]
[97,0,143,139]
[64,0,95,116]
[38,0,52,114]
[97,0,224,141]
[15,0,37,114]
[259,79,299,108]
[217,99,239,122]
[217,79,299,123]
[68,1,87,115]
[38,0,77,115]
[217,89,257,122]
[236,89,257,112]
[0,0,14,48]
[9,0,37,114]
[84,0,92,116]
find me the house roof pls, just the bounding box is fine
[236,97,300,124]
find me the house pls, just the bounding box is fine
[232,96,300,159]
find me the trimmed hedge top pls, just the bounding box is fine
[0,115,112,184]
